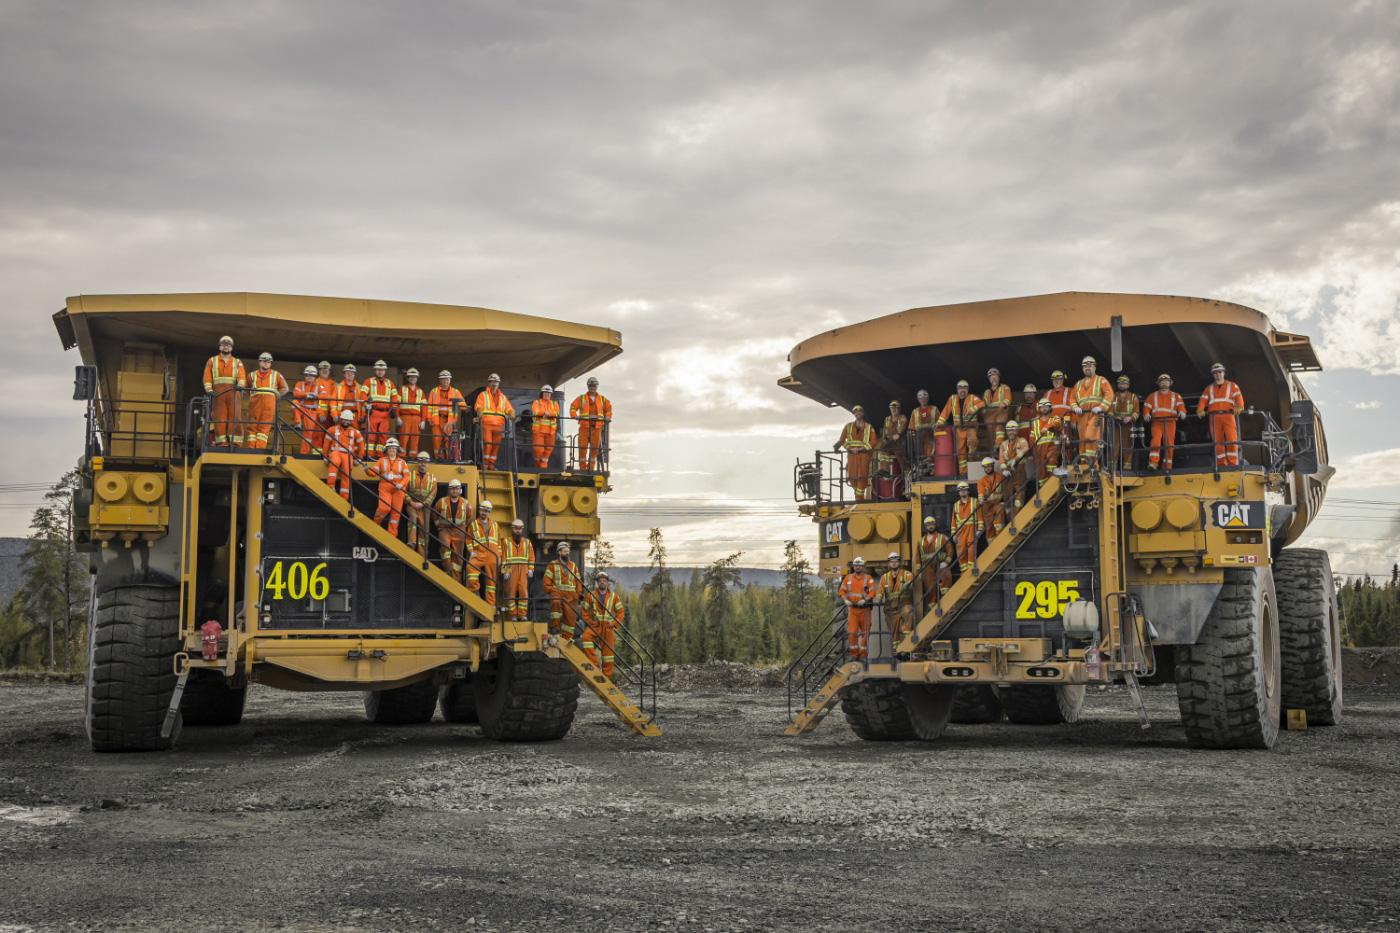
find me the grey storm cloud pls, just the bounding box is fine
[1,0,1397,563]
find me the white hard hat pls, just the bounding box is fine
[511,518,524,528]
[318,360,331,369]
[258,352,273,362]
[385,438,400,448]
[439,370,451,379]
[596,570,609,580]
[557,541,571,551]
[374,359,387,368]
[923,516,935,525]
[339,410,354,422]
[541,384,553,392]
[303,366,317,375]
[417,451,430,460]
[488,373,500,381]
[982,457,995,466]
[587,376,599,385]
[1005,420,1018,430]
[343,363,356,373]
[448,479,462,488]
[887,552,900,561]
[219,335,234,346]
[852,557,865,565]
[479,500,493,510]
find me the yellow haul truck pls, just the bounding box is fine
[782,292,1338,749]
[55,292,658,751]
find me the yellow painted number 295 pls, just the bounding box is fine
[1015,580,1080,619]
[263,561,330,601]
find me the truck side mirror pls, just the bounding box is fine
[1289,399,1318,475]
[73,365,98,401]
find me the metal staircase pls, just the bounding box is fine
[784,473,1071,736]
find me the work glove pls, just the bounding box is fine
[1178,413,1186,419]
[1072,407,1083,415]
[528,569,534,579]
[396,418,403,428]
[1092,407,1103,414]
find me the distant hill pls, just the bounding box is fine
[595,566,810,592]
[0,537,26,606]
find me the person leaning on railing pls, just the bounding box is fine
[1030,398,1063,484]
[202,335,246,447]
[833,405,875,501]
[996,421,1031,510]
[580,571,623,677]
[466,500,502,607]
[404,451,439,558]
[877,552,916,645]
[368,437,409,537]
[322,409,364,502]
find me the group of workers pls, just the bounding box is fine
[834,357,1247,501]
[202,336,614,470]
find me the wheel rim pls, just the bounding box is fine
[1261,592,1277,699]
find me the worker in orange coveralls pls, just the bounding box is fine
[1042,370,1074,446]
[530,385,560,469]
[1143,374,1187,470]
[977,458,1006,542]
[996,421,1032,510]
[500,519,535,621]
[397,368,428,458]
[1014,385,1039,443]
[368,437,408,536]
[581,571,623,677]
[917,516,954,601]
[293,366,323,455]
[951,482,982,572]
[474,372,516,469]
[834,405,876,500]
[363,360,399,458]
[544,542,581,637]
[322,409,364,501]
[570,377,613,470]
[202,335,246,448]
[1031,398,1063,483]
[427,371,465,461]
[404,452,438,557]
[909,389,938,460]
[243,352,288,450]
[332,364,365,429]
[434,480,471,582]
[1070,356,1114,459]
[466,500,503,607]
[314,361,337,436]
[838,557,878,661]
[982,367,1012,448]
[1110,375,1141,470]
[877,552,916,645]
[1198,363,1245,467]
[938,380,985,475]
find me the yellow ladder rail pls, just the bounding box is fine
[555,639,661,737]
[784,662,860,736]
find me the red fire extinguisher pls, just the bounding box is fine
[200,620,223,661]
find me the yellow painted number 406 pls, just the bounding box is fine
[1015,580,1080,619]
[263,561,330,601]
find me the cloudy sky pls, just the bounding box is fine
[1,0,1397,573]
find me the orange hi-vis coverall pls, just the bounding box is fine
[1198,379,1244,467]
[474,387,516,469]
[1143,389,1187,469]
[918,530,954,600]
[363,377,399,457]
[322,422,364,501]
[543,558,580,636]
[314,375,338,428]
[938,393,985,475]
[530,399,560,468]
[838,571,878,660]
[332,379,365,428]
[1070,374,1114,457]
[996,435,1031,508]
[570,393,613,470]
[404,468,438,556]
[982,383,1012,446]
[878,568,916,643]
[909,404,939,458]
[581,586,623,677]
[433,495,471,582]
[1031,414,1063,482]
[835,421,876,500]
[244,369,288,450]
[397,384,428,457]
[467,516,502,606]
[1110,390,1141,469]
[878,413,908,473]
[977,472,1006,541]
[427,386,465,460]
[1014,402,1039,443]
[500,536,535,620]
[369,453,409,536]
[292,378,323,455]
[951,497,983,572]
[203,355,247,447]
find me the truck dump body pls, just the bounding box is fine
[56,292,657,750]
[782,292,1341,750]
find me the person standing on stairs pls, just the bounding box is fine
[404,451,438,557]
[501,519,536,621]
[369,437,409,537]
[544,541,581,638]
[467,499,503,607]
[581,570,623,677]
[434,479,471,582]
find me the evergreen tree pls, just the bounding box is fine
[700,552,743,661]
[16,471,90,671]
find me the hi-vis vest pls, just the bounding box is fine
[838,422,875,451]
[501,537,534,567]
[366,377,397,410]
[1032,414,1062,445]
[436,496,470,528]
[1143,389,1185,419]
[373,456,407,486]
[919,532,951,566]
[952,497,981,535]
[1071,375,1113,410]
[940,393,984,426]
[204,356,246,390]
[399,384,427,415]
[879,569,915,605]
[334,381,363,419]
[428,386,464,420]
[476,388,514,420]
[545,560,579,594]
[469,517,501,553]
[583,588,624,628]
[250,369,285,396]
[1199,380,1243,414]
[983,384,1011,411]
[407,469,437,503]
[531,399,559,431]
[571,394,612,422]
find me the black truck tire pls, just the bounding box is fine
[949,685,1005,723]
[87,585,182,752]
[180,674,247,726]
[840,679,917,741]
[363,679,440,724]
[902,684,957,740]
[439,678,479,724]
[1274,548,1343,726]
[475,649,579,741]
[999,684,1086,724]
[1176,567,1281,749]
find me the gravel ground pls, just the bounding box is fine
[1,682,1398,932]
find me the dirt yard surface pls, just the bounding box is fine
[2,681,1398,933]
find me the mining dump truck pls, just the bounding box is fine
[55,292,658,751]
[782,292,1338,749]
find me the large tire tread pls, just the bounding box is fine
[180,674,247,727]
[1274,548,1343,726]
[364,679,440,725]
[87,585,182,752]
[949,685,1005,724]
[1000,685,1085,725]
[840,680,916,741]
[476,651,579,741]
